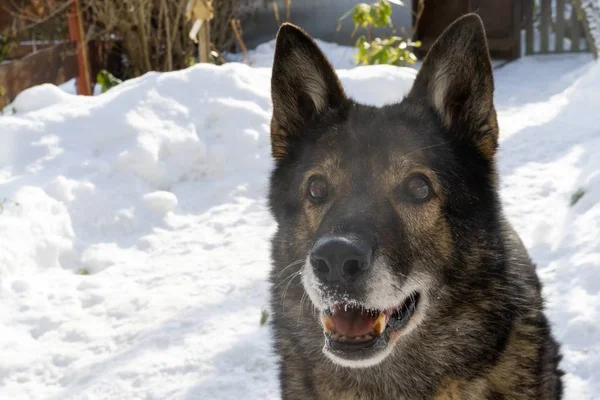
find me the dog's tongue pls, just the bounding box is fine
[328,305,383,337]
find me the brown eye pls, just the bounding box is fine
[308,176,329,202]
[401,174,432,202]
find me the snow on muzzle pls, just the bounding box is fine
[320,292,420,350]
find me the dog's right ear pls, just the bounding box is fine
[408,14,497,160]
[270,23,346,161]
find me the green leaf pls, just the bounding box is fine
[96,70,122,93]
[344,0,418,67]
[353,4,372,27]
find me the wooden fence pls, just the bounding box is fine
[523,0,597,57]
[412,0,523,60]
[0,40,114,109]
[0,42,78,109]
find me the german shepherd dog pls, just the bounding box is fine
[268,14,563,399]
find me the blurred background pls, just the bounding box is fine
[1,0,597,108]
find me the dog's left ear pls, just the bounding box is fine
[270,23,347,161]
[409,14,497,160]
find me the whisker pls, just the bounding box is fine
[275,259,305,279]
[297,291,308,325]
[272,270,302,291]
[281,271,303,313]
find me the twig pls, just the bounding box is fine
[157,0,165,68]
[273,2,280,26]
[3,0,74,32]
[162,0,173,71]
[230,18,249,63]
[134,2,151,72]
[285,0,291,22]
[412,0,425,38]
[169,0,186,54]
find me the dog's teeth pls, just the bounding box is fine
[364,334,373,340]
[339,335,347,342]
[321,315,335,334]
[372,312,386,335]
[331,333,339,340]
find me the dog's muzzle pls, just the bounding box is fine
[306,234,423,367]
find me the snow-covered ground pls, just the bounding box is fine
[0,41,598,399]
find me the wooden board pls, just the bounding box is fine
[412,0,522,60]
[0,42,78,108]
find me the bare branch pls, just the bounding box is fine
[3,0,73,32]
[230,18,248,62]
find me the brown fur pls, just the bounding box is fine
[409,15,498,161]
[270,25,346,160]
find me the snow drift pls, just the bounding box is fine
[0,45,598,399]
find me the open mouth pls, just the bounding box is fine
[320,292,420,361]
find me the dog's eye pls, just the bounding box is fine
[307,176,329,202]
[400,174,432,202]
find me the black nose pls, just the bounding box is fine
[310,235,373,284]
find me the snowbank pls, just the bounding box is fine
[0,61,415,399]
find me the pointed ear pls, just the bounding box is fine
[270,23,346,161]
[409,14,498,160]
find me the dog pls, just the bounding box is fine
[267,14,564,399]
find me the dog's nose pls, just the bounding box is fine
[310,235,372,284]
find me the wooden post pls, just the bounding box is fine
[187,0,214,64]
[199,20,210,63]
[67,0,91,95]
[556,0,566,52]
[525,0,534,55]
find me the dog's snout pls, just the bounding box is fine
[310,235,372,284]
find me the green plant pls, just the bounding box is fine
[77,268,90,275]
[96,70,122,93]
[0,35,10,107]
[570,188,585,206]
[185,55,197,68]
[0,35,15,63]
[260,308,270,326]
[339,0,420,67]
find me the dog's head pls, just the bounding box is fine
[269,14,499,368]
